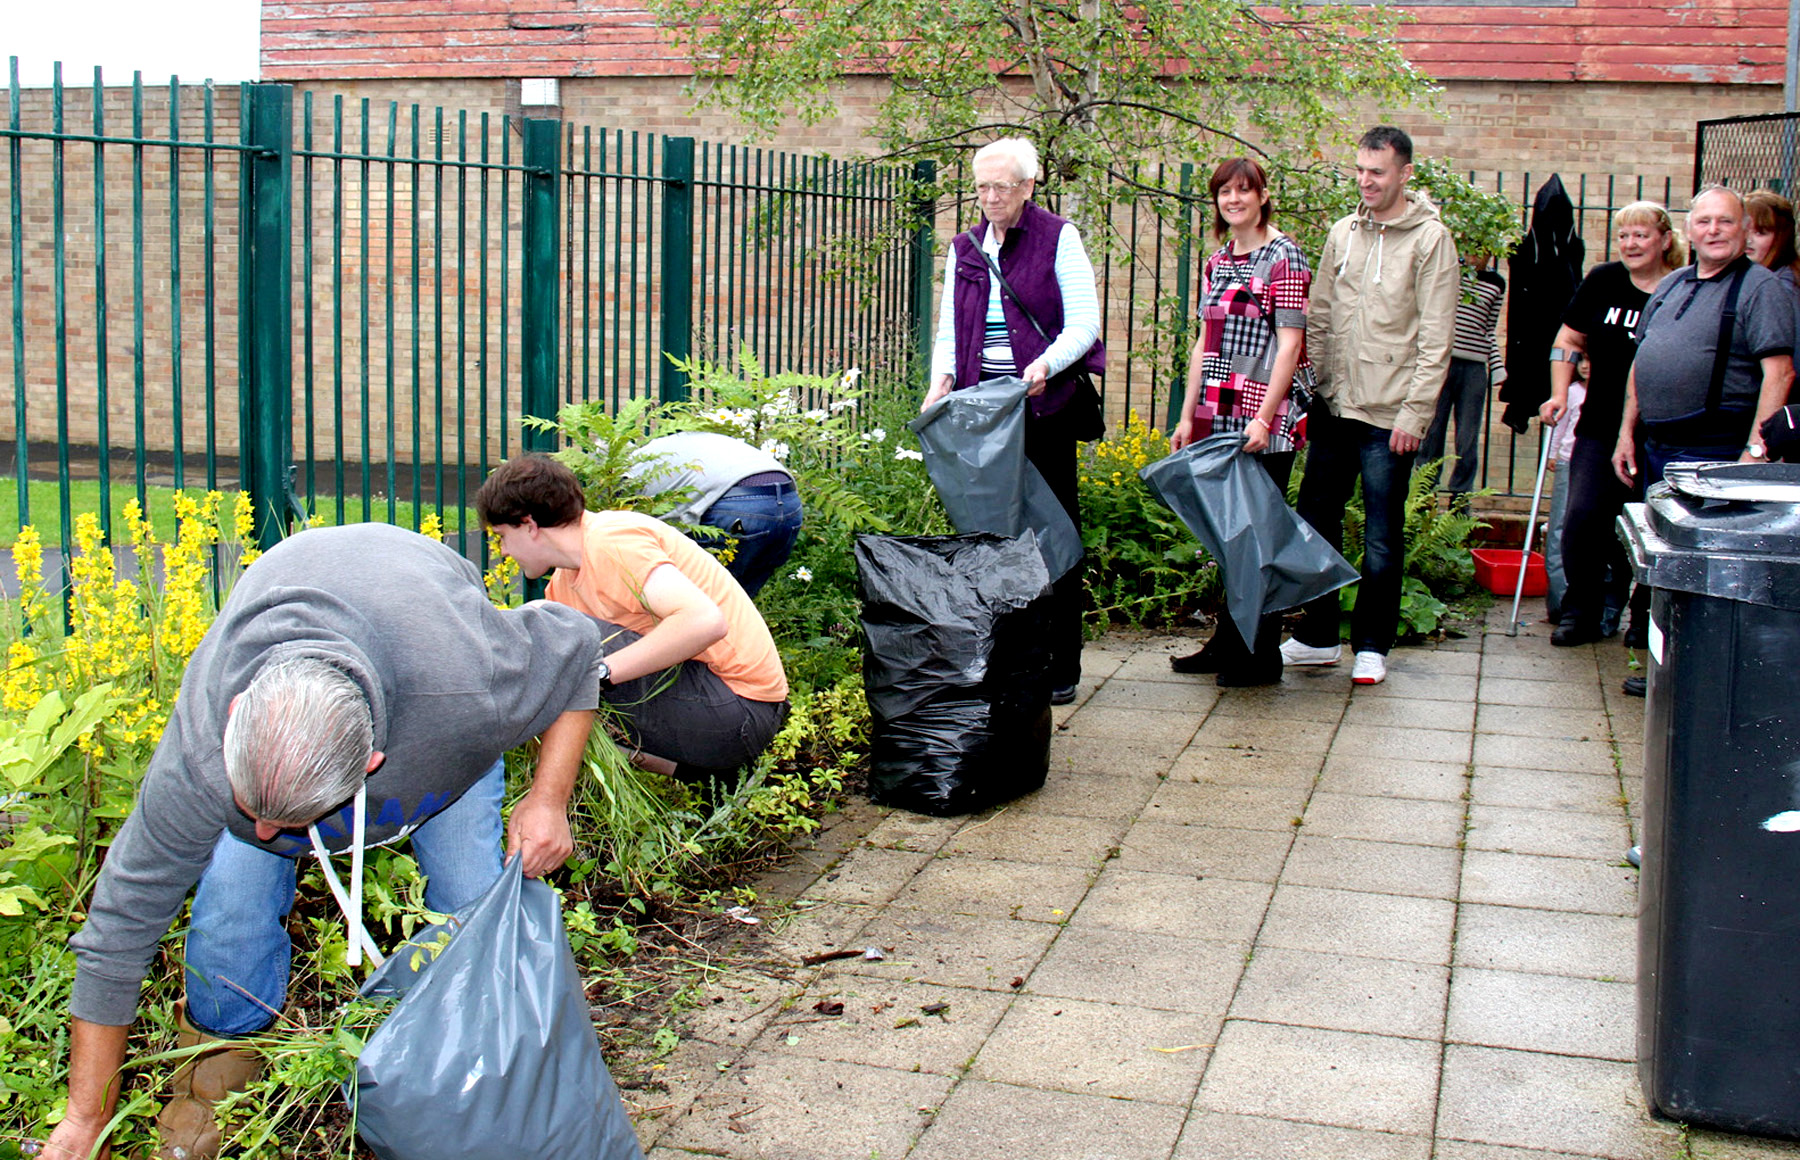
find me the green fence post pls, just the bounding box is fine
[238,82,294,550]
[1166,161,1194,434]
[659,136,696,403]
[909,160,937,380]
[521,116,561,453]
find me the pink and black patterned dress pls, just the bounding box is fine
[1192,234,1317,452]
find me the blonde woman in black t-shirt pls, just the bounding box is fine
[1538,201,1683,648]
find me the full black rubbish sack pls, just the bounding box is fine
[349,857,644,1160]
[856,532,1054,816]
[1139,432,1358,644]
[908,376,1083,581]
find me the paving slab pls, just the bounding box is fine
[1050,734,1186,779]
[1453,904,1637,981]
[908,1079,1188,1160]
[1470,767,1627,815]
[1191,713,1341,754]
[940,809,1128,867]
[756,977,1013,1075]
[1196,1020,1441,1134]
[1257,884,1457,965]
[1164,744,1324,788]
[1204,687,1350,724]
[1084,676,1222,712]
[1466,803,1633,860]
[1461,849,1640,916]
[1113,819,1293,881]
[1481,675,1607,709]
[1331,722,1475,764]
[1060,703,1205,747]
[1281,834,1464,900]
[1027,923,1247,1015]
[970,993,1217,1102]
[1173,1111,1431,1160]
[1341,695,1478,732]
[661,1051,953,1160]
[1301,790,1468,848]
[887,854,1096,922]
[840,907,1061,992]
[1446,966,1636,1060]
[1143,779,1312,831]
[1007,769,1160,819]
[1476,702,1614,739]
[1069,863,1272,945]
[1315,753,1469,802]
[1437,1044,1677,1159]
[1229,945,1449,1039]
[1474,733,1621,775]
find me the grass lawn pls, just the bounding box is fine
[0,478,471,548]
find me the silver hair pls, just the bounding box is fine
[974,137,1040,184]
[1691,184,1746,216]
[223,656,374,826]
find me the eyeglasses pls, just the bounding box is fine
[975,180,1025,196]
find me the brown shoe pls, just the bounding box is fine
[154,1005,264,1160]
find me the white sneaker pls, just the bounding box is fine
[1279,639,1342,666]
[1351,651,1387,685]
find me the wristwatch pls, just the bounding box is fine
[1748,442,1769,460]
[597,658,614,691]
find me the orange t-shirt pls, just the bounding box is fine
[545,511,789,703]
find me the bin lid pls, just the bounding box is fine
[1620,463,1800,611]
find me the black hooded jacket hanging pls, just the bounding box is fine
[1501,174,1585,432]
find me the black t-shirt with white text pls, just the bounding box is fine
[1561,261,1653,441]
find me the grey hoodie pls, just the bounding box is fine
[1307,190,1462,439]
[69,524,604,1026]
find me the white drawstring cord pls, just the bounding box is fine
[308,785,385,969]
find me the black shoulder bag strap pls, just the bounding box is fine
[980,245,1053,340]
[1704,260,1749,416]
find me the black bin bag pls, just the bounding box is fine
[1139,433,1358,644]
[349,858,644,1160]
[856,532,1054,816]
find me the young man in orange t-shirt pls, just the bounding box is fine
[476,455,789,788]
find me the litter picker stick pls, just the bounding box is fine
[1507,428,1556,637]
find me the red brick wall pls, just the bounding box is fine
[263,0,1789,87]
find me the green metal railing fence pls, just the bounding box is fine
[2,62,1718,583]
[3,70,927,573]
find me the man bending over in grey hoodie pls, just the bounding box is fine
[44,524,607,1160]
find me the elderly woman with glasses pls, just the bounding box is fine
[923,136,1106,706]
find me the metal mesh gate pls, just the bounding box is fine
[1695,112,1800,195]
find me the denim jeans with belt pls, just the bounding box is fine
[697,476,803,597]
[183,759,506,1036]
[1293,408,1416,657]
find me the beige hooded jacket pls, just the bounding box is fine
[1306,190,1462,440]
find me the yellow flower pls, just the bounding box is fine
[420,512,445,542]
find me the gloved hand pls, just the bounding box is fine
[1760,404,1800,462]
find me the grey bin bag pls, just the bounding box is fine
[349,857,644,1160]
[908,376,1083,581]
[1139,432,1359,645]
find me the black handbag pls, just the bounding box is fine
[979,246,1107,442]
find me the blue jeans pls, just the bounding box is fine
[1294,408,1415,657]
[700,480,803,597]
[1419,357,1488,495]
[183,760,506,1036]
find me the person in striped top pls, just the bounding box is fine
[1419,256,1507,498]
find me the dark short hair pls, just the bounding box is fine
[1357,125,1413,166]
[1208,157,1273,240]
[474,454,586,529]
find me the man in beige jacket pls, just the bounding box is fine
[1280,125,1461,686]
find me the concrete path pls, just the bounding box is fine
[631,602,1800,1160]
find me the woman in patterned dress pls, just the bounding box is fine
[1168,157,1318,685]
